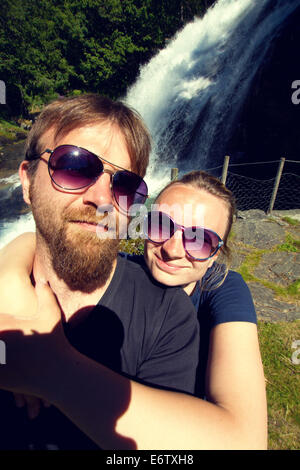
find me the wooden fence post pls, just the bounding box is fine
[171,168,178,181]
[221,155,230,185]
[267,157,285,214]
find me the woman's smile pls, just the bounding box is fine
[154,252,188,272]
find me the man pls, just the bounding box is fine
[0,94,199,449]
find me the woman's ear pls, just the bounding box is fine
[19,161,32,205]
[207,251,220,269]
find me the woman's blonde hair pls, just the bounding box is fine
[156,170,236,290]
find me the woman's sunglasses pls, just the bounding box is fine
[143,211,224,261]
[28,144,148,213]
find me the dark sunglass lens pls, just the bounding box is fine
[184,227,218,259]
[113,171,148,212]
[49,146,103,189]
[145,211,174,242]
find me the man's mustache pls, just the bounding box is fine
[63,206,118,229]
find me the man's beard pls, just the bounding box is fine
[29,186,120,293]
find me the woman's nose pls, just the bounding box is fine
[161,229,186,259]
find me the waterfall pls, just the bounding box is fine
[125,0,299,194]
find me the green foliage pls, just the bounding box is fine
[119,237,144,255]
[0,0,214,115]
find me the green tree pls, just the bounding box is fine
[0,0,214,116]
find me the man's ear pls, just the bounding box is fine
[19,161,32,205]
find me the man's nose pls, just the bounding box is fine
[161,230,186,259]
[82,172,114,207]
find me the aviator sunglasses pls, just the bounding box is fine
[28,144,148,213]
[143,210,224,261]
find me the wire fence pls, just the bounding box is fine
[171,157,300,213]
[225,171,300,212]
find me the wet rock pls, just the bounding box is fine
[0,183,29,222]
[0,136,14,146]
[0,140,26,176]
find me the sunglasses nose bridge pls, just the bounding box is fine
[101,168,113,184]
[82,170,114,206]
[102,169,122,206]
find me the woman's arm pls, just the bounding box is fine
[114,322,267,449]
[0,233,50,417]
[55,327,267,450]
[204,322,268,448]
[0,282,267,450]
[0,233,36,317]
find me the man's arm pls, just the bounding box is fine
[0,282,267,450]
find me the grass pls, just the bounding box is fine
[258,320,300,450]
[276,234,300,253]
[282,216,300,227]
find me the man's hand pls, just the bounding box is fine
[0,280,68,398]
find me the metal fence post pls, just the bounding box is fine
[221,155,230,185]
[171,168,178,181]
[267,157,285,214]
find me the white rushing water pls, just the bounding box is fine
[126,0,299,194]
[0,173,21,188]
[0,173,35,249]
[0,213,35,249]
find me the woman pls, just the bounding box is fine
[0,171,267,449]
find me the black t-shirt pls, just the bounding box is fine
[0,254,199,450]
[65,254,199,393]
